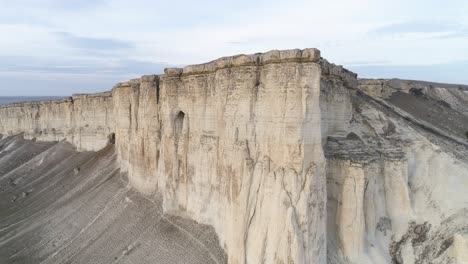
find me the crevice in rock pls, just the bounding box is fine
[156,77,161,104]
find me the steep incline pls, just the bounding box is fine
[0,136,226,264]
[323,77,468,264]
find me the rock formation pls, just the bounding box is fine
[1,48,467,264]
[0,136,226,264]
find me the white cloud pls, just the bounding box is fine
[0,0,468,95]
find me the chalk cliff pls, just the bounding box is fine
[1,48,467,264]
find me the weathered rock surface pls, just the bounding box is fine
[0,93,113,151]
[323,77,468,264]
[1,48,467,264]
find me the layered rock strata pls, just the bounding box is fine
[0,92,113,151]
[1,48,467,264]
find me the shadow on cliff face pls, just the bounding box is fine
[0,135,226,264]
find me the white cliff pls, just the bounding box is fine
[0,48,467,264]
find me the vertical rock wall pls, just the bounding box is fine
[0,93,113,151]
[112,76,160,193]
[324,75,468,264]
[153,49,326,264]
[1,48,467,264]
[0,48,328,264]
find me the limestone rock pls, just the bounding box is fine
[1,48,467,264]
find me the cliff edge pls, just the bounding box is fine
[1,48,467,264]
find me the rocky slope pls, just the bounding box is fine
[0,48,467,264]
[0,135,226,264]
[325,78,468,264]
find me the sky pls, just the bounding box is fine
[1,0,468,96]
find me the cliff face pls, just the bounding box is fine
[324,77,468,264]
[112,49,328,264]
[159,49,327,264]
[112,76,160,193]
[1,48,467,264]
[0,92,113,151]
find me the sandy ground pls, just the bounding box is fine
[0,135,227,264]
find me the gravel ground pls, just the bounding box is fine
[0,135,227,264]
[387,91,468,140]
